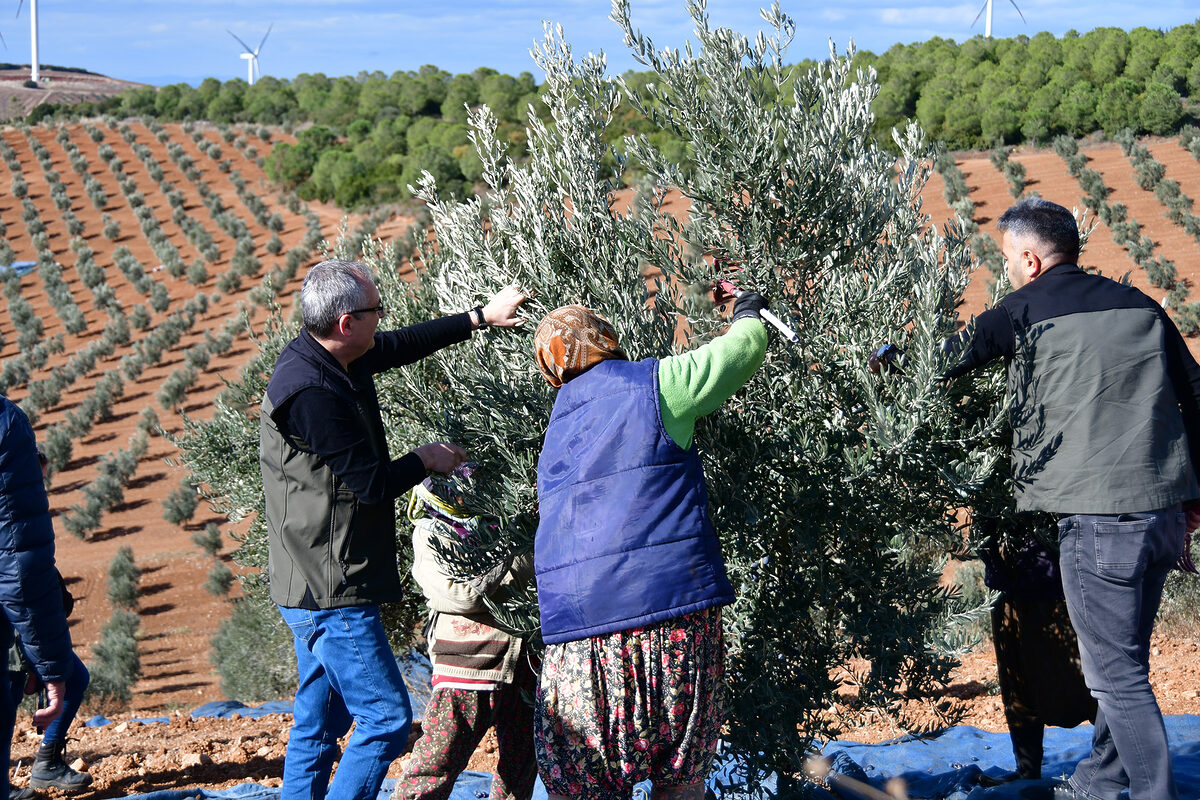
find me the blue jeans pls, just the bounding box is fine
[278,605,412,800]
[1058,507,1184,800]
[8,652,90,743]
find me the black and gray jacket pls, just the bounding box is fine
[260,318,471,609]
[948,263,1200,514]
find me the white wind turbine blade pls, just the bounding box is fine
[970,0,987,29]
[227,29,256,55]
[254,22,272,56]
[250,23,271,83]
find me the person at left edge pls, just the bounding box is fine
[0,396,70,800]
[260,259,526,800]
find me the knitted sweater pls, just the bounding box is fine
[409,508,531,690]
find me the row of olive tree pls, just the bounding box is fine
[1053,135,1200,334]
[60,426,150,539]
[1115,130,1200,251]
[87,546,143,708]
[934,152,1005,284]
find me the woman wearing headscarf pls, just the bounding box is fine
[532,292,770,800]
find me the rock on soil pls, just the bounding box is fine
[8,711,502,799]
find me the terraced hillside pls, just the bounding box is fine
[0,119,415,710]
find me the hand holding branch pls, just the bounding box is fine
[479,286,528,328]
[414,442,468,474]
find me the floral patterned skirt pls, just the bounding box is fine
[534,608,725,800]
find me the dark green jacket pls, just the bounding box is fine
[261,320,471,608]
[948,264,1200,514]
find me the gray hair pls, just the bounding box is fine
[997,197,1080,263]
[300,259,376,337]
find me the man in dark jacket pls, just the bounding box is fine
[946,198,1200,800]
[0,396,72,800]
[260,259,524,800]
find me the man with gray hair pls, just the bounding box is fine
[260,259,525,800]
[943,198,1200,800]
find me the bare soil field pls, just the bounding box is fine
[2,124,1200,794]
[0,119,404,715]
[0,70,142,121]
[7,633,1199,797]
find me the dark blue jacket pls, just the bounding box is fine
[0,396,73,682]
[535,358,734,645]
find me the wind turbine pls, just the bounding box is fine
[228,23,271,85]
[14,0,40,83]
[972,0,1026,39]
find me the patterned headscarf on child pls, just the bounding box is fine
[534,305,627,388]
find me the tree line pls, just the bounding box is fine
[860,23,1200,149]
[28,22,1200,208]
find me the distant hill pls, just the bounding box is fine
[0,66,143,121]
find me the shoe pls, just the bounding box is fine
[1020,780,1079,800]
[28,740,93,793]
[10,787,37,799]
[978,770,1020,787]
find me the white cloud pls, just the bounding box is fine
[879,5,977,27]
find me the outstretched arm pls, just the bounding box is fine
[363,286,529,372]
[658,318,769,449]
[943,306,1016,379]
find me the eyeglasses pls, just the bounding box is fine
[347,305,386,319]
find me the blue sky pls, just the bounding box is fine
[6,1,1199,87]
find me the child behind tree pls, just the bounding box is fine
[392,469,537,800]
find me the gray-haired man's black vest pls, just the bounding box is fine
[260,331,403,609]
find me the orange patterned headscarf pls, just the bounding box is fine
[534,305,627,388]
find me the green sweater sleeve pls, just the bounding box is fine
[658,318,769,449]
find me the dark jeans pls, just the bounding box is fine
[9,653,89,745]
[278,604,413,800]
[1,618,13,800]
[1058,507,1184,800]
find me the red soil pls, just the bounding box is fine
[0,120,384,715]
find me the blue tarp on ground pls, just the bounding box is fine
[114,715,1200,799]
[120,775,488,800]
[85,714,170,727]
[110,693,1200,800]
[0,261,36,277]
[190,701,295,720]
[819,715,1200,798]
